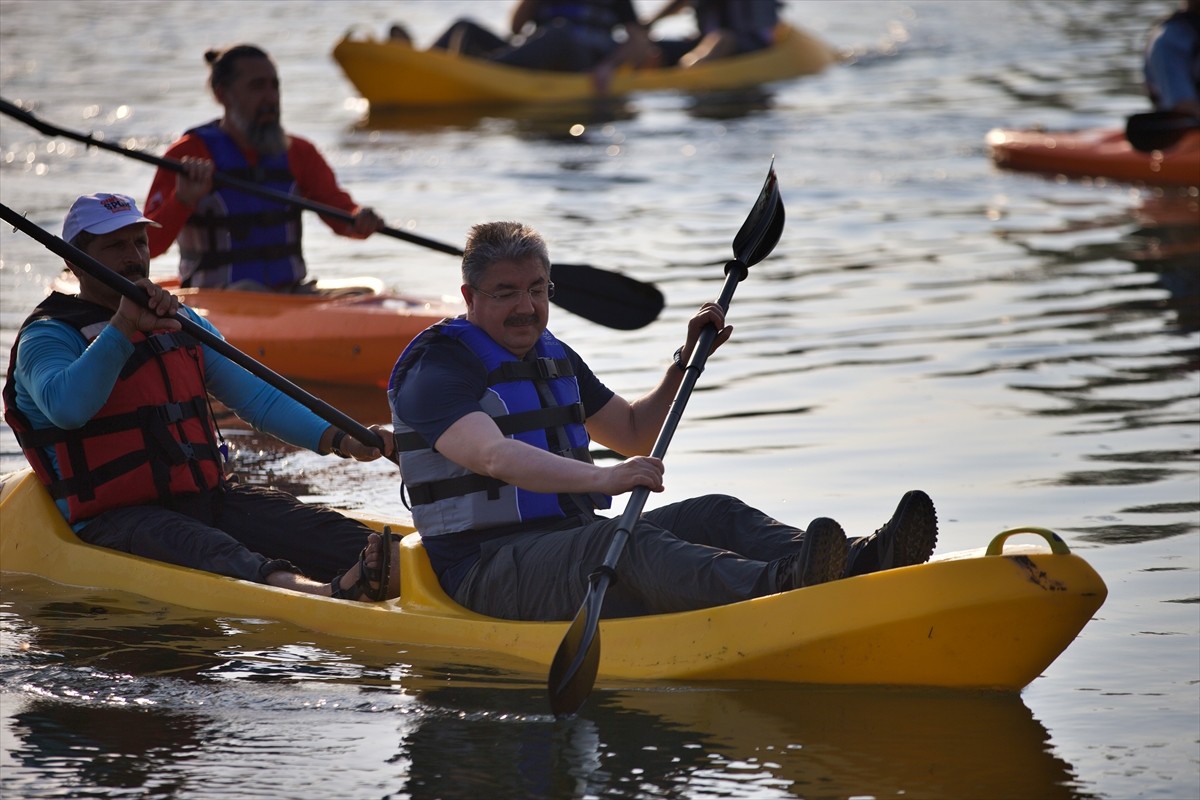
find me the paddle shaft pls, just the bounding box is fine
[0,202,384,451]
[601,261,748,557]
[0,99,665,330]
[549,260,747,713]
[0,99,457,251]
[547,161,782,716]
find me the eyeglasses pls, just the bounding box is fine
[470,282,555,303]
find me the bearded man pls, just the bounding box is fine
[144,44,383,291]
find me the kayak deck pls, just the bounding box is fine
[332,24,838,109]
[0,468,1107,689]
[987,126,1200,187]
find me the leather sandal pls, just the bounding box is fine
[330,527,397,602]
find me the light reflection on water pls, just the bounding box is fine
[1,1,1198,798]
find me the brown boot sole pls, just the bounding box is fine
[800,518,850,587]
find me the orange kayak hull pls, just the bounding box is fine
[173,283,458,388]
[987,127,1200,187]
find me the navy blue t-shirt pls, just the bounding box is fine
[392,332,616,593]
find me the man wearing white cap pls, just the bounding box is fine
[3,193,398,602]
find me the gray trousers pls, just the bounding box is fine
[453,494,840,621]
[77,483,372,585]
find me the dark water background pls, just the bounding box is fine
[1,1,1197,798]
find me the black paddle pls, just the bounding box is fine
[1125,110,1200,152]
[0,98,664,331]
[547,161,785,718]
[0,201,384,452]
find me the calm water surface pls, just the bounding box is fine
[1,1,1197,798]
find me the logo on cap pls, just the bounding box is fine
[100,195,134,214]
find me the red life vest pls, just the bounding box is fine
[2,293,225,523]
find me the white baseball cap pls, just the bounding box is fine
[62,193,160,243]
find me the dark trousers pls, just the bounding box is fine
[453,494,843,621]
[77,484,372,584]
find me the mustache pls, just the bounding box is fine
[504,314,539,327]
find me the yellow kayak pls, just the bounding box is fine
[332,24,838,108]
[0,467,1106,689]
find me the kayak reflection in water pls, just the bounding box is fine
[3,193,398,603]
[388,221,939,622]
[143,43,385,293]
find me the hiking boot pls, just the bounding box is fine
[845,490,938,577]
[773,517,849,592]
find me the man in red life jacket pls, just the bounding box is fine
[4,193,397,601]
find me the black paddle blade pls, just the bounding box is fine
[547,578,607,717]
[732,161,785,267]
[550,262,665,330]
[1125,111,1200,152]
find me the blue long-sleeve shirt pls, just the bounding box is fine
[9,304,328,525]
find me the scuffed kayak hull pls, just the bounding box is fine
[332,24,837,109]
[987,126,1200,187]
[0,468,1106,689]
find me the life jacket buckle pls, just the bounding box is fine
[535,357,563,380]
[159,402,186,424]
[144,332,176,354]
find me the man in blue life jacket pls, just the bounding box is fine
[144,44,384,291]
[388,220,938,622]
[4,193,397,601]
[1145,0,1200,117]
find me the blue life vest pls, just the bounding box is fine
[178,121,304,289]
[388,317,610,539]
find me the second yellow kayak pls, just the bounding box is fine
[332,23,838,109]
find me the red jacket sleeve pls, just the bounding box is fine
[144,135,213,259]
[286,136,370,239]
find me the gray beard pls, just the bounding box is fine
[246,120,287,157]
[231,108,287,156]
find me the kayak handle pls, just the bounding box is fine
[986,527,1071,556]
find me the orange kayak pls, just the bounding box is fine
[986,127,1200,187]
[168,280,459,388]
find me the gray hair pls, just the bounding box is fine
[461,221,550,288]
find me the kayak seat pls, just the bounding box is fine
[398,532,487,616]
